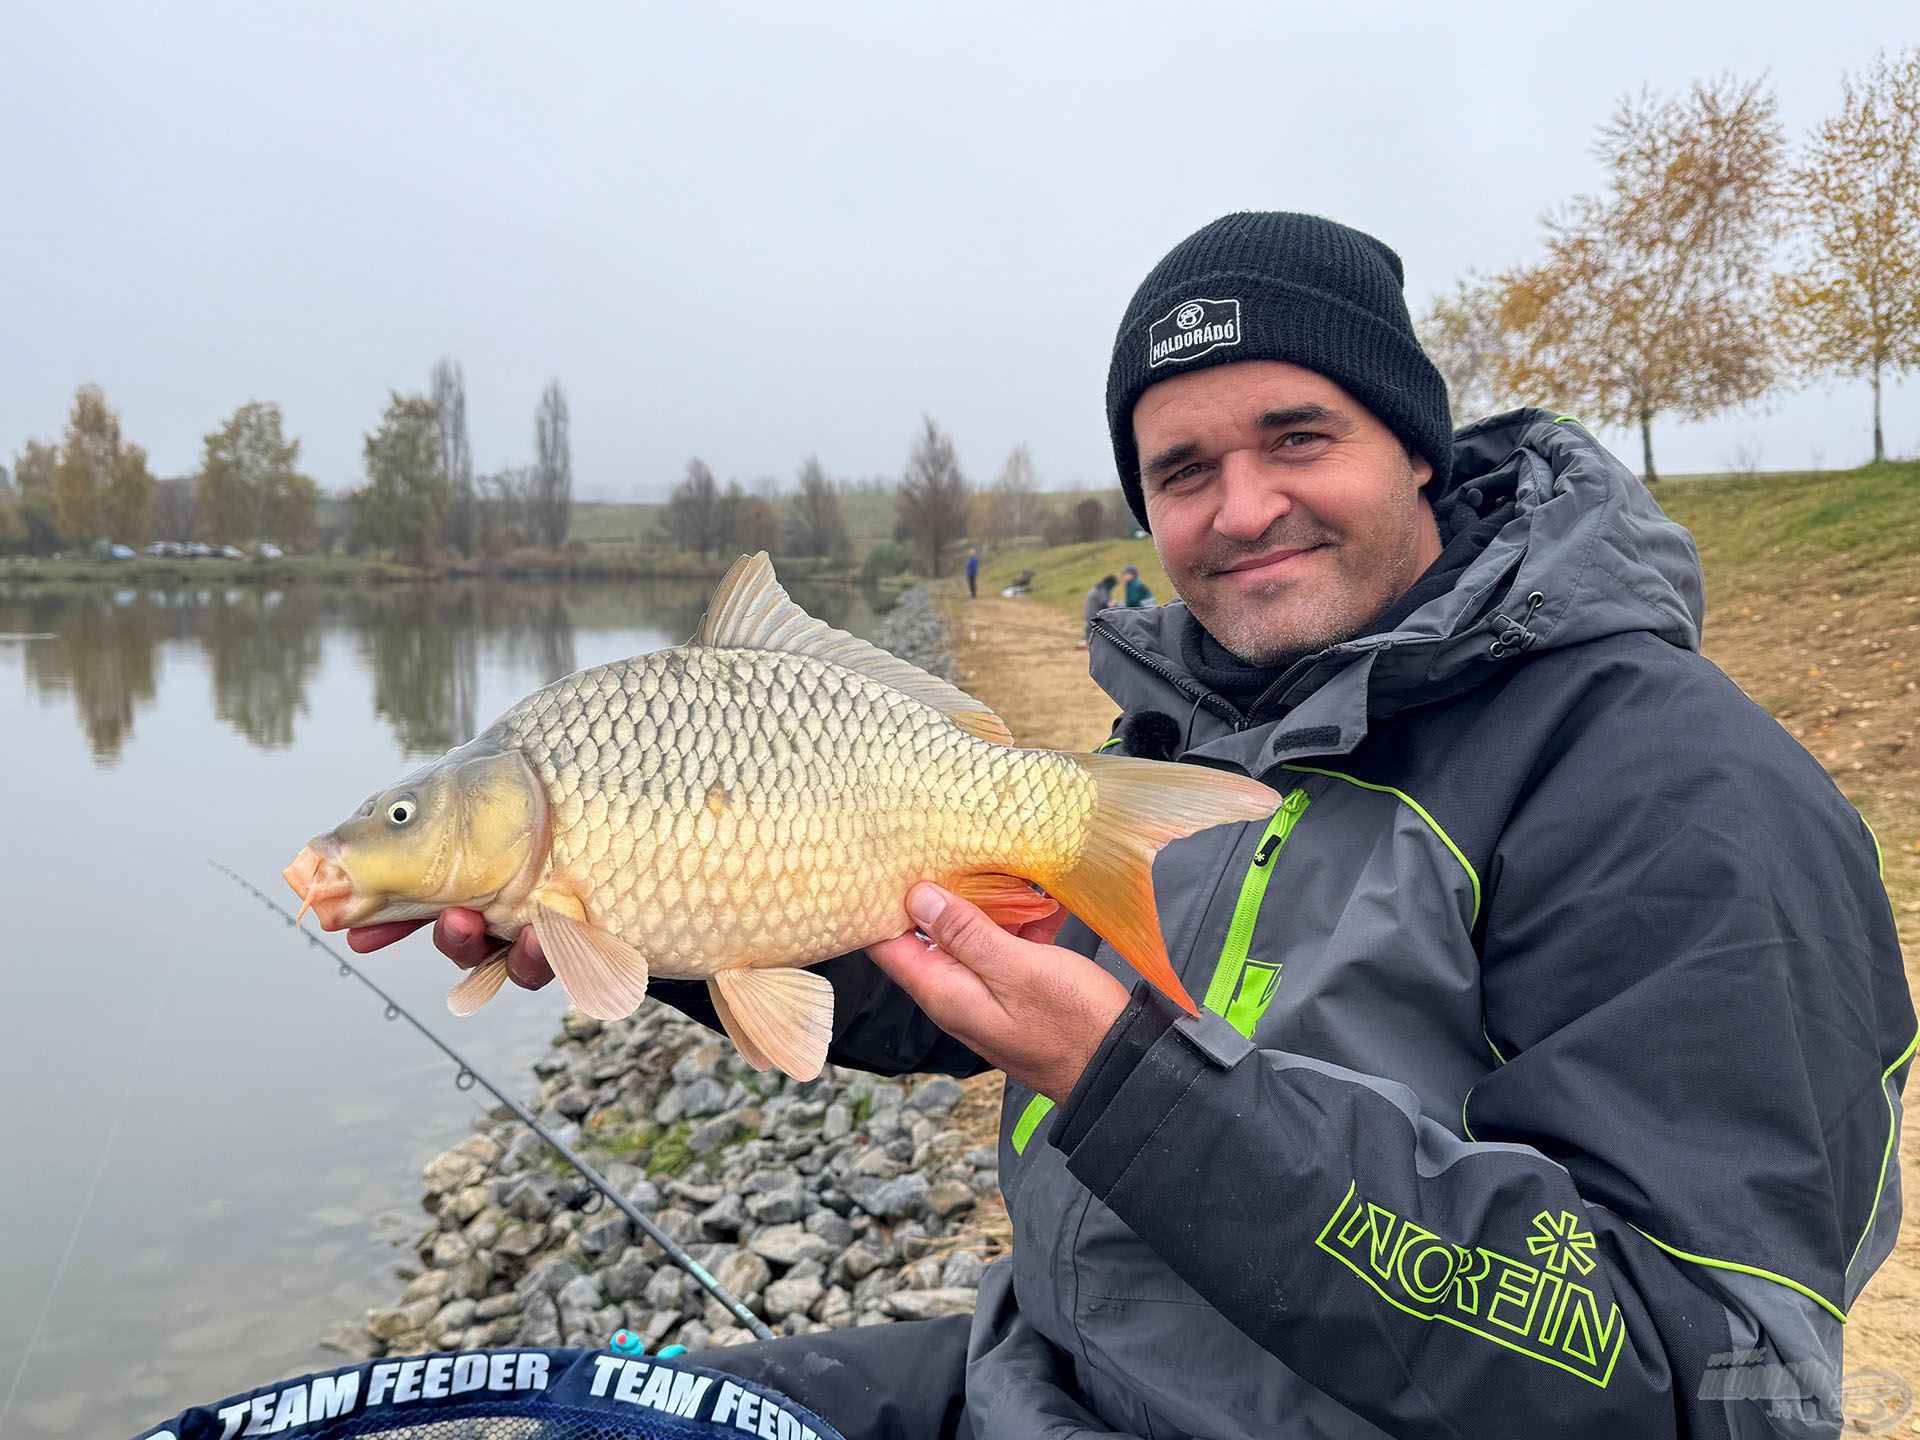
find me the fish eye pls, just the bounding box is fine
[388,798,417,826]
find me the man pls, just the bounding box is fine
[1118,563,1155,608]
[1077,572,1116,649]
[965,545,980,599]
[356,212,1910,1438]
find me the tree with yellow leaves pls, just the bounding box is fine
[1776,47,1919,464]
[1498,78,1783,482]
[1416,273,1519,425]
[54,384,154,544]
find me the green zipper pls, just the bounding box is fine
[1202,787,1311,1022]
[1010,787,1312,1155]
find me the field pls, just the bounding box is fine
[939,460,1920,1383]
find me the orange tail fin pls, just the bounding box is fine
[1044,754,1282,1016]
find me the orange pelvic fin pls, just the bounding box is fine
[710,967,835,1082]
[446,953,511,1017]
[946,873,1058,928]
[1045,754,1283,1017]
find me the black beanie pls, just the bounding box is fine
[1106,212,1452,530]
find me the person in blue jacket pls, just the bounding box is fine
[366,211,1911,1440]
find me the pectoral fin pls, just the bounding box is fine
[710,968,834,1081]
[446,953,511,1016]
[533,904,651,1020]
[947,873,1058,928]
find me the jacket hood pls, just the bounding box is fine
[1092,409,1705,742]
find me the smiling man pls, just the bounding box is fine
[364,212,1910,1439]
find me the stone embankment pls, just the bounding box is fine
[326,582,1001,1360]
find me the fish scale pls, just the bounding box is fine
[482,645,1094,979]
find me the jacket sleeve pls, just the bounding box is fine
[649,955,990,1079]
[1049,701,1911,1438]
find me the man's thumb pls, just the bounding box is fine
[906,883,1003,967]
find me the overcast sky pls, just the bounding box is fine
[2,2,1912,501]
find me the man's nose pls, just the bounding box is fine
[1213,451,1291,540]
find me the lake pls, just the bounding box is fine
[0,575,883,1439]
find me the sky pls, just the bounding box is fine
[1,1,1912,502]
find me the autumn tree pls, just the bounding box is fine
[433,359,478,555]
[10,440,62,553]
[1499,77,1784,482]
[351,392,447,565]
[661,458,724,557]
[55,385,154,543]
[895,417,970,577]
[721,480,781,556]
[1418,274,1520,423]
[533,381,572,548]
[478,466,536,554]
[787,455,850,558]
[197,402,317,549]
[1776,47,1920,463]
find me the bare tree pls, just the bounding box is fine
[723,480,781,555]
[432,359,476,555]
[1499,77,1784,482]
[787,455,850,558]
[662,458,726,557]
[478,466,537,554]
[1776,46,1920,463]
[896,417,971,577]
[982,444,1045,541]
[533,380,572,548]
[1417,274,1518,423]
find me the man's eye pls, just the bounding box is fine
[1278,431,1328,449]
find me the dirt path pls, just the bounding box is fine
[937,577,1920,1389]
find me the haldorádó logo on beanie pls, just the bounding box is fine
[1106,211,1452,530]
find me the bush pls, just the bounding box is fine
[860,541,914,586]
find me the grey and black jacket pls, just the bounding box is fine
[667,411,1913,1439]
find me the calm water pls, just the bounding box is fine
[0,576,882,1439]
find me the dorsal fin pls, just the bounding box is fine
[694,551,1013,745]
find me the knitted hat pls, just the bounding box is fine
[1106,212,1452,529]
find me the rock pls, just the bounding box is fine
[675,1321,712,1352]
[707,1325,756,1348]
[924,1180,976,1219]
[834,1242,889,1284]
[812,1287,855,1326]
[636,1307,680,1346]
[822,1103,852,1141]
[428,1231,474,1268]
[847,1173,927,1220]
[430,1297,478,1340]
[714,1250,773,1301]
[679,1076,730,1118]
[899,1257,943,1291]
[422,1148,485,1196]
[556,1273,604,1322]
[554,1086,596,1120]
[745,1180,807,1226]
[940,1252,987,1288]
[562,1011,602,1042]
[884,1288,979,1321]
[456,1134,503,1168]
[401,1269,451,1305]
[697,1193,746,1239]
[906,1077,964,1114]
[515,1292,561,1346]
[317,1321,375,1358]
[443,1184,490,1224]
[366,1297,439,1340]
[687,1112,743,1155]
[849,1148,906,1179]
[502,1175,558,1222]
[517,1257,582,1298]
[749,1224,837,1269]
[578,1214,632,1262]
[764,1274,825,1321]
[602,1250,654,1304]
[474,1291,524,1321]
[963,1145,997,1169]
[804,1210,855,1249]
[493,1222,548,1261]
[667,1179,724,1207]
[645,1267,686,1310]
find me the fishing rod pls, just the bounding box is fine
[209,861,776,1343]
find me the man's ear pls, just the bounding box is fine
[1406,445,1434,491]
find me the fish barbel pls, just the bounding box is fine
[284,553,1280,1079]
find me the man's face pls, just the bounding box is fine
[1135,361,1442,666]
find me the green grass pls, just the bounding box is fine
[1655,461,1920,572]
[976,538,1173,619]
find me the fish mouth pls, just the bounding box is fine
[282,836,358,930]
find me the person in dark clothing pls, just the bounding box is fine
[965,546,980,598]
[1118,563,1155,608]
[1078,573,1117,648]
[355,212,1910,1440]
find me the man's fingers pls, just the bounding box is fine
[347,918,429,953]
[904,884,1019,981]
[433,908,495,968]
[506,929,553,990]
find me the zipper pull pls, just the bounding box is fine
[1252,789,1309,866]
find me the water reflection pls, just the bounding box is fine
[2,577,880,764]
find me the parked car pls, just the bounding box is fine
[184,542,213,558]
[252,543,284,561]
[104,543,136,561]
[217,545,246,560]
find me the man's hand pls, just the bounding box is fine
[348,909,554,991]
[867,884,1129,1103]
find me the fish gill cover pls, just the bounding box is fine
[130,1347,845,1440]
